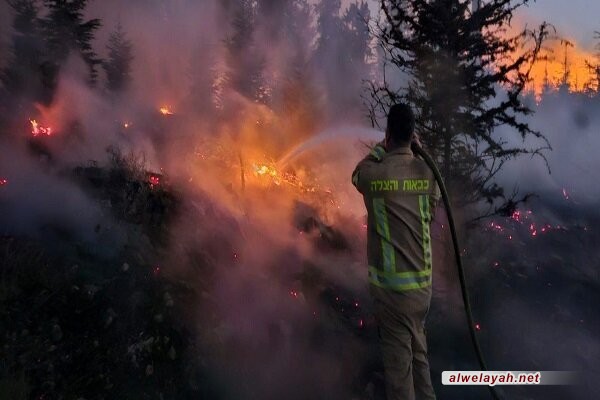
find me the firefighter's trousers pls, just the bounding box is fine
[370,285,436,400]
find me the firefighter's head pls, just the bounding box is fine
[385,103,415,149]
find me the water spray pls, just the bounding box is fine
[411,142,502,400]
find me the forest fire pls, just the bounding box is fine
[29,119,53,137]
[1,0,598,398]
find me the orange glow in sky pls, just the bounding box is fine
[526,38,597,97]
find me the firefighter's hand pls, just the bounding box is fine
[368,141,387,161]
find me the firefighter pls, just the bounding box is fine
[352,103,439,400]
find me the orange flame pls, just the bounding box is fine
[159,106,174,116]
[253,163,283,186]
[29,119,53,137]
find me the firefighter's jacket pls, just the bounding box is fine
[352,144,440,293]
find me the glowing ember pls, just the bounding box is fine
[123,122,132,129]
[148,174,161,187]
[0,178,7,186]
[529,223,537,237]
[562,188,570,200]
[487,207,566,239]
[511,210,522,222]
[30,119,53,136]
[475,323,481,331]
[290,290,299,298]
[159,106,174,115]
[489,221,504,232]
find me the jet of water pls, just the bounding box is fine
[277,126,383,168]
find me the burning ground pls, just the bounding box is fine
[1,89,599,399]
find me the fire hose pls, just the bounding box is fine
[411,142,502,400]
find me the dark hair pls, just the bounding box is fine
[387,103,415,145]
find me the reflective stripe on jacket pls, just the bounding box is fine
[352,145,440,292]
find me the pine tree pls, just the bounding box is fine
[2,0,45,99]
[40,0,102,85]
[584,31,600,96]
[343,1,371,71]
[258,0,321,133]
[224,0,270,104]
[315,0,343,57]
[313,0,373,121]
[103,23,134,94]
[187,40,222,114]
[343,1,372,109]
[368,0,551,214]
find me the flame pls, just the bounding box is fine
[30,119,53,137]
[159,106,174,115]
[252,163,281,185]
[250,161,321,194]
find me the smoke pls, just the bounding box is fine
[0,136,103,243]
[496,92,600,206]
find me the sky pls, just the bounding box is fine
[522,0,599,49]
[360,0,600,49]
